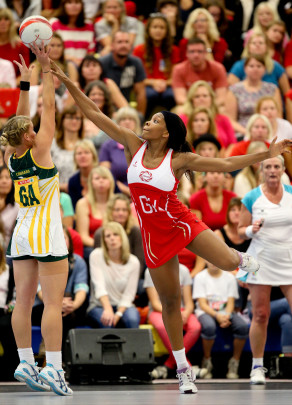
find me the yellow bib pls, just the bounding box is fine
[14,175,44,208]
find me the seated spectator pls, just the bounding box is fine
[68,139,99,210]
[50,0,95,65]
[190,171,236,231]
[32,226,89,350]
[284,36,292,84]
[0,166,18,253]
[0,8,30,83]
[228,114,272,157]
[156,0,185,46]
[179,0,202,23]
[225,55,281,138]
[180,80,236,149]
[193,261,249,379]
[87,222,140,329]
[60,191,75,228]
[95,0,138,56]
[256,96,292,179]
[0,58,16,89]
[99,106,141,195]
[133,13,180,119]
[94,193,144,276]
[265,20,287,64]
[0,244,17,381]
[78,55,128,109]
[83,80,114,147]
[75,166,115,260]
[51,105,84,192]
[0,0,41,29]
[144,263,201,379]
[98,31,146,116]
[204,0,243,66]
[228,32,291,121]
[172,38,228,108]
[30,32,78,88]
[180,8,228,64]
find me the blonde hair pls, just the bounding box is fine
[187,107,217,144]
[0,116,31,147]
[0,8,19,47]
[253,2,279,32]
[183,8,219,45]
[74,139,98,169]
[87,166,115,215]
[104,193,134,234]
[255,96,280,114]
[239,141,268,189]
[115,107,142,134]
[260,154,285,173]
[102,0,126,24]
[183,80,218,117]
[245,114,273,141]
[242,32,274,73]
[101,221,130,265]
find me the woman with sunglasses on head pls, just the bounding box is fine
[49,59,292,394]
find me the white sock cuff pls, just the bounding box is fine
[17,347,35,365]
[46,351,63,371]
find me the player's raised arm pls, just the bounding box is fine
[50,60,142,153]
[182,137,292,174]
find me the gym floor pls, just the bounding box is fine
[0,380,291,405]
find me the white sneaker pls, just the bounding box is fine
[250,366,267,385]
[238,252,260,273]
[176,367,198,394]
[14,361,50,392]
[38,363,73,396]
[201,357,213,378]
[151,365,168,379]
[192,365,209,379]
[226,357,239,379]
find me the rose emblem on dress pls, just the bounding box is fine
[139,171,152,182]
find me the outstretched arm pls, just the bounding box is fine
[181,137,292,174]
[14,55,34,117]
[50,61,142,154]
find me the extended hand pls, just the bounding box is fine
[13,54,34,82]
[268,137,292,157]
[30,41,51,70]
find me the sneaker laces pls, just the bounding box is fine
[251,366,268,376]
[177,368,194,385]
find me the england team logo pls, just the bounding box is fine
[139,171,152,182]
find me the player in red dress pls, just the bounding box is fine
[50,59,292,394]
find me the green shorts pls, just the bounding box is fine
[12,254,68,262]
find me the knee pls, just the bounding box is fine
[253,308,270,325]
[160,293,181,313]
[279,313,292,328]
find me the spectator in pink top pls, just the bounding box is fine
[50,0,95,65]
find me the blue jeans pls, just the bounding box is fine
[145,86,176,118]
[88,306,140,329]
[199,312,249,340]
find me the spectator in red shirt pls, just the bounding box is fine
[133,13,180,119]
[172,38,228,108]
[190,171,236,231]
[179,8,228,64]
[0,8,30,83]
[266,20,287,65]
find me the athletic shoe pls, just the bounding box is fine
[201,357,213,379]
[192,365,209,379]
[151,365,168,379]
[14,361,50,392]
[176,367,198,394]
[226,357,239,379]
[38,363,73,396]
[238,252,260,273]
[250,366,267,385]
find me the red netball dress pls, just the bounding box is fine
[128,142,208,268]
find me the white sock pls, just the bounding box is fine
[252,357,263,369]
[46,351,62,371]
[17,348,35,365]
[172,348,189,370]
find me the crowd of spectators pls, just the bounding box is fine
[0,0,292,382]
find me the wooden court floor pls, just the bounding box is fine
[0,380,291,405]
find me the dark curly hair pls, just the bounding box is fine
[57,0,86,27]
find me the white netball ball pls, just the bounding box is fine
[19,16,53,48]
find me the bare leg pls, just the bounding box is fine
[12,259,39,348]
[202,338,214,359]
[248,284,271,358]
[233,338,246,361]
[187,230,240,271]
[39,259,68,351]
[149,255,183,351]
